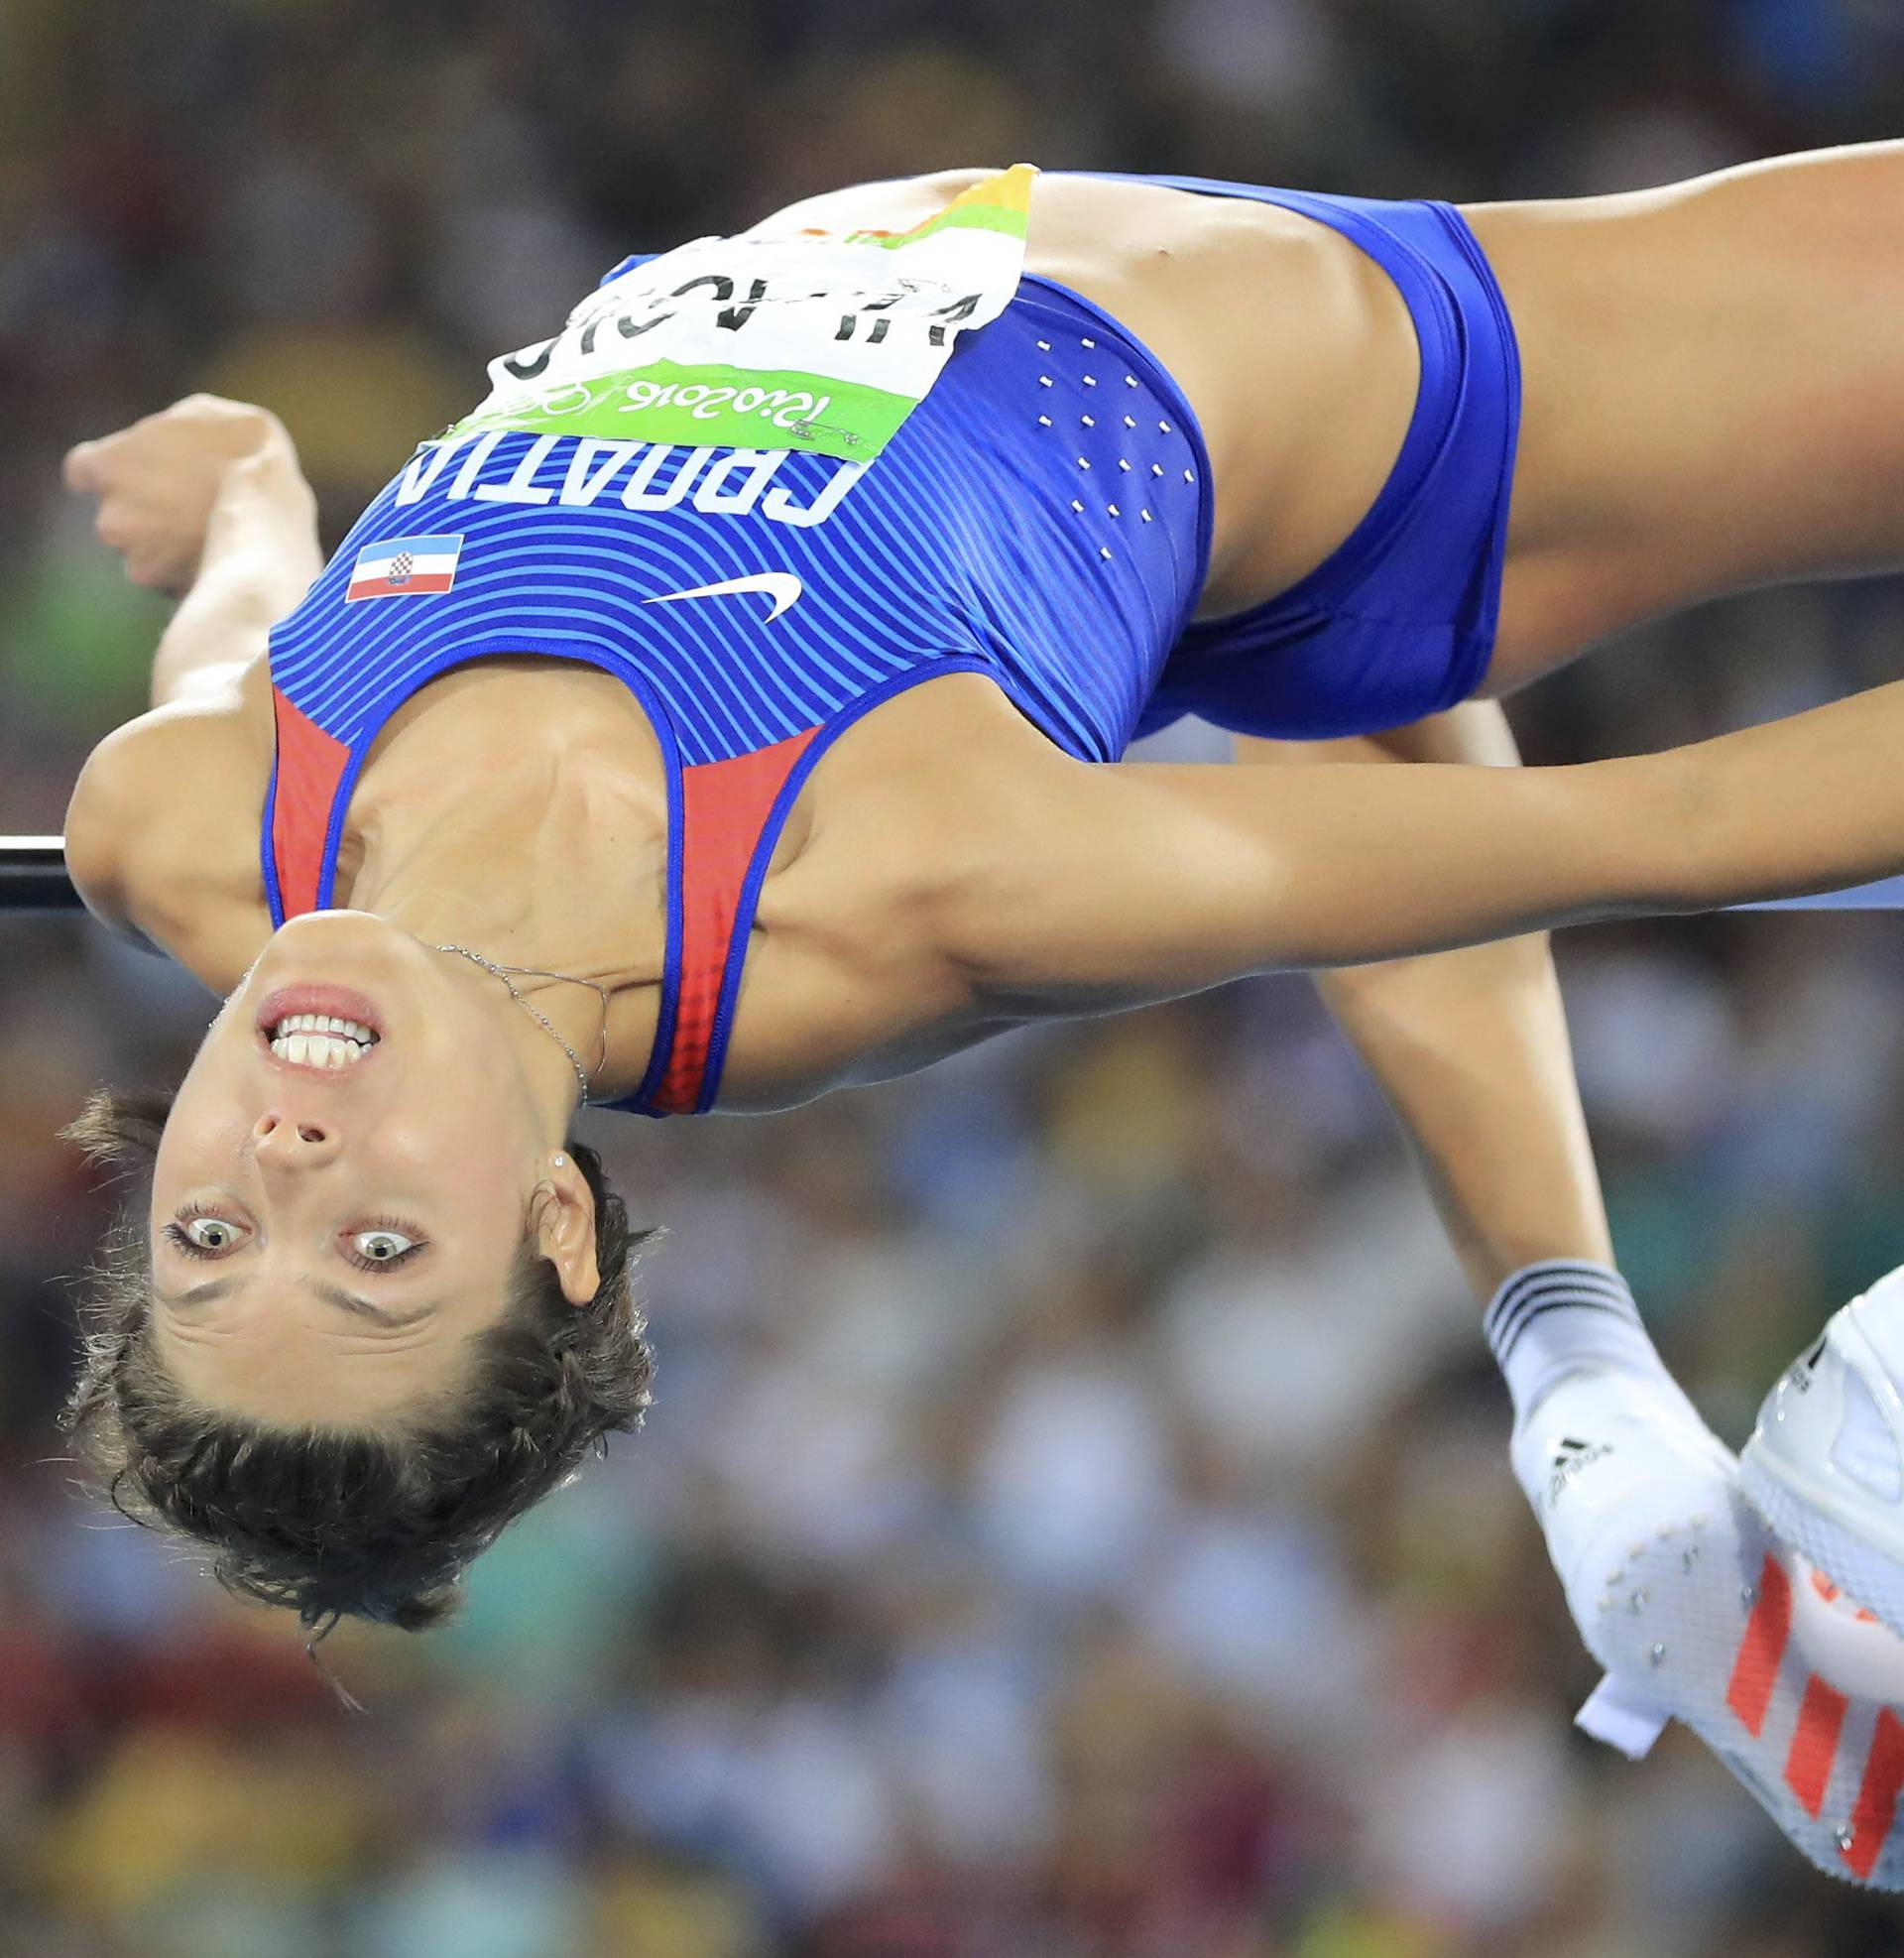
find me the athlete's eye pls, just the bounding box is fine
[166,1212,244,1257]
[348,1227,422,1272]
[162,1209,426,1273]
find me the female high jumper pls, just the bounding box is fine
[54,150,1904,1879]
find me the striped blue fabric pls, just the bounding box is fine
[266,274,1215,776]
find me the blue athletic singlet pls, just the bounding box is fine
[263,171,1522,1116]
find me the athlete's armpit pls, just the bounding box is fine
[939,747,1705,1016]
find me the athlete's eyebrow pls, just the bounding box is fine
[153,1275,438,1330]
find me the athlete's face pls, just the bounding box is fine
[148,912,599,1425]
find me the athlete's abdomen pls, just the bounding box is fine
[750,168,1423,615]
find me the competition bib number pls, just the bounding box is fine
[448,165,1038,462]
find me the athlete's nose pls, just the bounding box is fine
[253,1111,339,1159]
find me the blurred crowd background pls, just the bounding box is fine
[4,0,1904,1952]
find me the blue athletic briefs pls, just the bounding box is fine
[263,172,1523,1115]
[1088,176,1522,745]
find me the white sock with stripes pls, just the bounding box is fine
[1487,1259,1703,1463]
[1488,1260,1723,1529]
[1488,1261,1735,1749]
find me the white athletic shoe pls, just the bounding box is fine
[1519,1368,1904,1887]
[1741,1265,1904,1644]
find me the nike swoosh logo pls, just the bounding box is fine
[642,572,804,622]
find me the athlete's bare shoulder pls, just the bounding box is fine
[65,657,275,989]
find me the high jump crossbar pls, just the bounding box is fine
[5,833,1904,919]
[3,837,84,913]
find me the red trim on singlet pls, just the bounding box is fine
[270,686,351,920]
[650,728,819,1115]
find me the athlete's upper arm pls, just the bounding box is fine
[940,743,1701,1015]
[62,738,145,946]
[62,711,201,947]
[63,669,270,967]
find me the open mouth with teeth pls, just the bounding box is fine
[265,1014,383,1069]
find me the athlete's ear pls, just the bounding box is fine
[533,1164,600,1306]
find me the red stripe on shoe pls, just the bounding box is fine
[1784,1674,1849,1817]
[1843,1708,1904,1882]
[1726,1554,1793,1739]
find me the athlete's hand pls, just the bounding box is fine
[62,395,314,596]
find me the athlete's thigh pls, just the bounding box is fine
[1465,142,1904,689]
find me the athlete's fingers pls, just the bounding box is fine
[62,440,102,494]
[94,505,189,591]
[123,545,189,595]
[92,502,132,554]
[92,498,170,581]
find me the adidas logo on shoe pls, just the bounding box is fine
[1544,1434,1615,1515]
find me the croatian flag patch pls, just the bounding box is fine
[345,534,464,602]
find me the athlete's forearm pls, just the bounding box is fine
[963,667,1904,1019]
[1172,672,1904,960]
[1677,677,1904,904]
[150,459,322,709]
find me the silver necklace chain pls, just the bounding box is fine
[431,944,610,1108]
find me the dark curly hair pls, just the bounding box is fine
[53,1082,660,1710]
